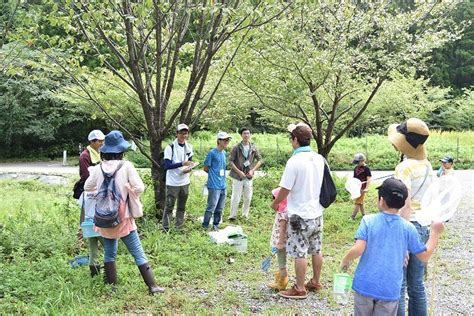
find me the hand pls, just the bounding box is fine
[430,221,445,234]
[363,189,369,192]
[271,201,279,211]
[239,170,246,179]
[340,259,350,271]
[182,168,191,174]
[247,169,254,177]
[183,161,193,167]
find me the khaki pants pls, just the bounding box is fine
[162,184,189,229]
[229,178,253,219]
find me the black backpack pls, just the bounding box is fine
[320,160,337,208]
[159,144,174,182]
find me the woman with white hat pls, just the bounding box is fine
[84,130,164,294]
[388,118,433,316]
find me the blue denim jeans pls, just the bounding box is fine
[202,188,226,228]
[397,222,429,316]
[103,230,148,266]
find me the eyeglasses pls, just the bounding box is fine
[178,131,189,135]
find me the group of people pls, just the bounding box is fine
[76,117,451,316]
[160,125,263,232]
[265,118,449,316]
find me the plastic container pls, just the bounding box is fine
[333,273,353,304]
[228,234,248,253]
[80,218,101,238]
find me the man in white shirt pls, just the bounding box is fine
[162,123,194,231]
[271,123,325,299]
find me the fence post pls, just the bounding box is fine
[63,150,68,166]
[365,135,369,162]
[456,137,459,161]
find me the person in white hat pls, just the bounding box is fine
[388,118,434,315]
[77,129,105,277]
[162,123,194,231]
[202,131,232,231]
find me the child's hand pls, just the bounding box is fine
[270,201,279,211]
[340,259,350,271]
[430,221,445,234]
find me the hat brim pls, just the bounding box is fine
[388,124,427,160]
[352,160,361,164]
[100,141,131,154]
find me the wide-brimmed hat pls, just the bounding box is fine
[388,118,429,160]
[100,130,131,154]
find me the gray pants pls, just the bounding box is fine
[88,237,103,265]
[354,292,399,316]
[162,184,189,230]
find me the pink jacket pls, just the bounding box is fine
[272,188,288,213]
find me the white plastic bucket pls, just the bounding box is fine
[229,234,248,253]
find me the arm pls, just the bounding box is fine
[164,159,184,170]
[79,151,91,182]
[84,166,99,191]
[230,161,245,178]
[126,163,145,194]
[271,187,290,211]
[415,222,444,262]
[364,176,372,192]
[399,191,412,220]
[247,160,262,177]
[341,239,367,270]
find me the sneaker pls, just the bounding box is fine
[228,217,236,222]
[305,279,322,292]
[278,285,308,299]
[212,225,219,232]
[350,215,356,221]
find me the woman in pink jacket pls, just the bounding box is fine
[84,130,164,294]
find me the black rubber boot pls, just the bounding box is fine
[103,262,117,285]
[138,263,165,294]
[89,264,101,277]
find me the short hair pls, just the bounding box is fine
[239,127,250,135]
[100,152,124,161]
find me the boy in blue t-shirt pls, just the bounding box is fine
[340,178,444,316]
[202,131,232,231]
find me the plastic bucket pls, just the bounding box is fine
[333,273,353,304]
[81,219,100,238]
[229,234,248,253]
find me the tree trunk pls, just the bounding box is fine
[150,138,166,221]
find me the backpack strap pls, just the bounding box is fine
[411,165,430,200]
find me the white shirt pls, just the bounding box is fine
[279,151,325,219]
[164,140,193,186]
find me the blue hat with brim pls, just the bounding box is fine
[100,130,131,154]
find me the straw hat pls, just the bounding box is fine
[388,118,429,160]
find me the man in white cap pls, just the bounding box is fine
[78,129,105,277]
[272,122,326,299]
[202,131,231,231]
[162,123,194,231]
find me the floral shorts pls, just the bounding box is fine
[286,216,323,258]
